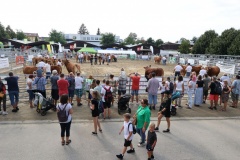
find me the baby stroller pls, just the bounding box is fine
[117,94,131,114]
[170,91,182,116]
[34,92,56,116]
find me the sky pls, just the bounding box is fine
[0,0,240,42]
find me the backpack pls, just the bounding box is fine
[104,86,113,102]
[169,81,174,92]
[214,82,222,95]
[128,122,136,134]
[57,104,68,122]
[98,100,104,113]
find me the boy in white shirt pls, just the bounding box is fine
[116,113,135,159]
[185,63,192,77]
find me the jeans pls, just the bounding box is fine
[60,121,72,137]
[148,94,157,105]
[175,91,182,106]
[136,127,146,144]
[0,94,6,111]
[187,90,194,108]
[79,58,83,63]
[186,72,191,77]
[46,72,51,79]
[8,91,19,106]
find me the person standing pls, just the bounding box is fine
[185,63,192,77]
[33,75,47,98]
[194,75,204,106]
[57,95,73,146]
[101,80,113,119]
[94,80,102,96]
[146,123,157,160]
[0,77,7,115]
[117,69,128,101]
[75,73,84,106]
[4,72,19,112]
[129,72,141,104]
[90,55,93,65]
[45,61,51,80]
[57,74,69,97]
[159,81,166,104]
[186,75,195,109]
[220,80,231,111]
[134,99,151,147]
[90,91,102,135]
[220,73,231,86]
[26,75,35,108]
[162,56,167,65]
[203,74,211,103]
[208,76,220,110]
[173,63,183,80]
[66,72,75,105]
[231,75,240,108]
[147,72,159,110]
[199,67,207,77]
[37,59,46,68]
[50,70,59,106]
[174,75,184,107]
[109,74,117,106]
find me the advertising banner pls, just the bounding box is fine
[16,56,24,65]
[0,58,9,69]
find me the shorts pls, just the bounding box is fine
[8,91,19,106]
[68,89,74,98]
[124,139,132,147]
[27,90,35,101]
[51,89,59,100]
[175,71,180,77]
[203,90,209,97]
[148,94,157,105]
[131,90,139,96]
[163,111,171,118]
[118,90,126,95]
[88,92,92,100]
[209,94,219,101]
[46,72,51,79]
[75,89,83,98]
[186,72,191,77]
[103,101,111,109]
[231,92,239,101]
[146,144,154,151]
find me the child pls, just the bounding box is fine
[116,113,135,159]
[160,81,166,103]
[146,123,157,160]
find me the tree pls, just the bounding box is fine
[178,40,190,53]
[145,37,155,45]
[136,37,145,44]
[124,32,138,45]
[191,36,198,43]
[155,39,164,47]
[192,30,218,54]
[0,22,6,39]
[35,36,38,42]
[227,33,240,55]
[16,30,26,40]
[100,33,115,45]
[49,29,66,44]
[5,25,16,39]
[78,23,89,35]
[96,28,101,35]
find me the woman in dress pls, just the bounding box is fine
[90,91,102,135]
[187,75,195,109]
[194,75,204,106]
[220,80,231,111]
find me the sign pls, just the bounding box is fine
[179,58,185,64]
[16,56,24,65]
[216,63,235,75]
[0,58,9,69]
[187,59,195,65]
[28,55,34,62]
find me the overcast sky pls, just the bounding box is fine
[0,0,240,42]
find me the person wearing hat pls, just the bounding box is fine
[129,72,141,104]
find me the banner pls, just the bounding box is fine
[47,44,51,53]
[216,63,235,75]
[28,55,34,62]
[0,58,9,69]
[187,59,195,65]
[179,58,185,64]
[16,56,24,65]
[199,60,208,66]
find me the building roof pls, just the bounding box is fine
[24,33,39,37]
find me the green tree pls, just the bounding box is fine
[96,28,101,35]
[5,25,16,39]
[100,33,115,45]
[35,36,38,42]
[124,32,137,45]
[191,36,198,43]
[155,39,164,47]
[16,30,26,40]
[227,33,240,55]
[178,40,190,53]
[49,29,66,44]
[0,22,6,39]
[145,37,155,45]
[78,23,89,35]
[192,30,218,54]
[136,37,145,44]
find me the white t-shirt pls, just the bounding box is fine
[80,53,84,58]
[199,69,207,76]
[220,76,231,85]
[186,66,192,72]
[57,61,62,66]
[162,57,166,60]
[175,65,183,72]
[165,81,170,91]
[188,80,195,92]
[45,64,51,72]
[26,78,33,90]
[124,121,133,140]
[57,103,72,123]
[37,61,46,68]
[75,76,84,89]
[175,81,184,91]
[160,83,166,93]
[101,85,113,102]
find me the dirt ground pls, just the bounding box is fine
[0,58,238,122]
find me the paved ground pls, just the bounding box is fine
[1,119,240,160]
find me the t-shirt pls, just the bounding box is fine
[118,77,128,90]
[57,103,72,123]
[51,75,59,89]
[203,77,211,91]
[4,76,19,92]
[57,61,62,66]
[94,85,102,95]
[199,69,207,76]
[124,121,133,140]
[174,65,183,72]
[220,76,231,85]
[37,61,45,68]
[165,81,170,91]
[131,76,140,90]
[147,78,160,95]
[26,78,33,90]
[75,76,84,89]
[147,131,157,146]
[188,80,195,92]
[45,64,51,72]
[209,81,218,95]
[232,80,240,95]
[196,80,204,88]
[136,106,151,129]
[175,81,184,91]
[160,83,166,93]
[66,76,75,90]
[186,66,192,72]
[57,79,69,96]
[101,85,113,102]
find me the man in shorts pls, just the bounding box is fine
[231,75,240,108]
[208,76,219,110]
[75,72,84,106]
[203,74,211,103]
[129,72,141,104]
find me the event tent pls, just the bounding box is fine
[78,47,97,53]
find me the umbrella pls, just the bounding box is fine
[78,47,97,54]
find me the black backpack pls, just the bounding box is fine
[57,104,68,122]
[104,86,113,102]
[169,81,174,91]
[128,123,136,134]
[214,82,222,95]
[98,100,104,113]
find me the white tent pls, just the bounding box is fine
[97,50,137,55]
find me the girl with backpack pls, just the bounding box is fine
[90,91,102,135]
[57,94,73,146]
[101,80,113,119]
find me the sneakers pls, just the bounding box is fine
[2,111,8,115]
[12,109,17,112]
[153,106,156,110]
[163,129,170,133]
[127,148,135,153]
[138,142,146,147]
[149,106,152,110]
[77,103,82,107]
[116,154,123,159]
[154,127,159,132]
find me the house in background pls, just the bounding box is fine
[24,33,39,42]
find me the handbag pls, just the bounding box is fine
[0,92,4,98]
[132,108,143,125]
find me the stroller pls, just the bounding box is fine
[34,92,56,116]
[170,91,182,116]
[117,94,131,114]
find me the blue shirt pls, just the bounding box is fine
[232,80,240,94]
[66,76,75,90]
[4,76,19,92]
[33,77,47,91]
[51,75,59,89]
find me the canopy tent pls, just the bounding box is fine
[78,47,97,53]
[97,50,136,55]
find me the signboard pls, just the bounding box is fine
[16,56,24,65]
[0,58,9,69]
[216,63,235,75]
[28,55,34,62]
